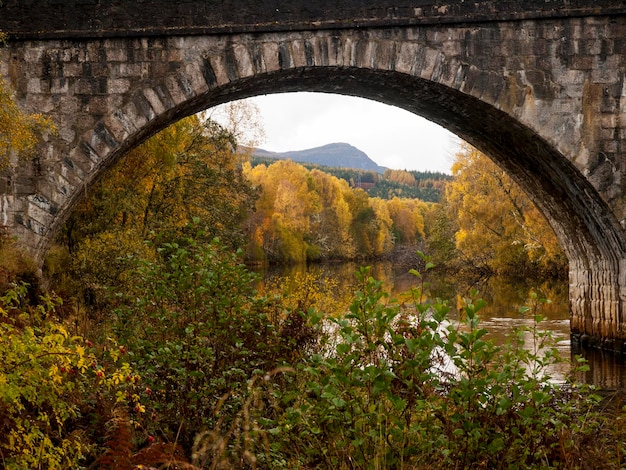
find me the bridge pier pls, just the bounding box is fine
[570,258,626,353]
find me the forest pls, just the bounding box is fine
[47,112,567,298]
[249,155,452,203]
[0,84,621,469]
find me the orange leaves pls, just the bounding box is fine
[242,159,429,263]
[386,197,427,244]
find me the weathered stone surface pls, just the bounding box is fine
[1,3,626,346]
[1,0,624,39]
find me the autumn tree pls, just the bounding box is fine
[243,159,319,263]
[54,115,257,299]
[384,169,416,186]
[386,197,427,245]
[0,75,53,171]
[423,200,458,267]
[444,144,566,276]
[367,197,395,256]
[0,73,55,293]
[243,159,411,263]
[308,169,356,260]
[340,188,392,259]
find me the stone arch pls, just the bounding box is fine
[4,21,626,344]
[50,65,626,344]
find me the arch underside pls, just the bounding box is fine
[48,66,626,344]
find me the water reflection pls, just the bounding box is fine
[570,345,626,390]
[251,261,626,389]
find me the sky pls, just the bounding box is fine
[221,92,461,174]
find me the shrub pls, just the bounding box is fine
[0,284,144,469]
[268,266,603,469]
[108,234,315,459]
[60,238,614,468]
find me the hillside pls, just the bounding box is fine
[248,142,452,202]
[253,142,387,173]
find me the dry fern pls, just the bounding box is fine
[96,408,134,470]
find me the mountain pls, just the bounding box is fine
[252,143,387,173]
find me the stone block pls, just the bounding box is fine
[233,43,255,77]
[601,114,617,129]
[261,42,281,71]
[107,78,130,94]
[143,87,166,115]
[106,47,127,62]
[395,42,420,75]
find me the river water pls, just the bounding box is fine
[252,261,626,390]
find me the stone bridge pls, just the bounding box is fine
[1,0,626,348]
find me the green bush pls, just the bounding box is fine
[41,233,618,468]
[108,234,314,461]
[267,266,604,469]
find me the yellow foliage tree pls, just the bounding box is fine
[55,115,257,299]
[384,169,416,186]
[243,160,431,263]
[244,160,319,262]
[386,197,427,245]
[0,75,53,170]
[445,144,566,276]
[308,169,356,259]
[368,197,395,256]
[244,160,408,262]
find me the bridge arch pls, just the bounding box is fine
[55,69,626,347]
[2,18,626,346]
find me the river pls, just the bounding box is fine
[252,260,626,390]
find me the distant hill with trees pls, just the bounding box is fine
[249,143,452,202]
[252,142,387,173]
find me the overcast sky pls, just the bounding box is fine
[226,92,461,174]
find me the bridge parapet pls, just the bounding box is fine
[1,0,625,39]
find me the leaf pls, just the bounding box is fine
[336,343,351,355]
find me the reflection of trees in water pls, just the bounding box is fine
[255,262,570,318]
[428,274,569,320]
